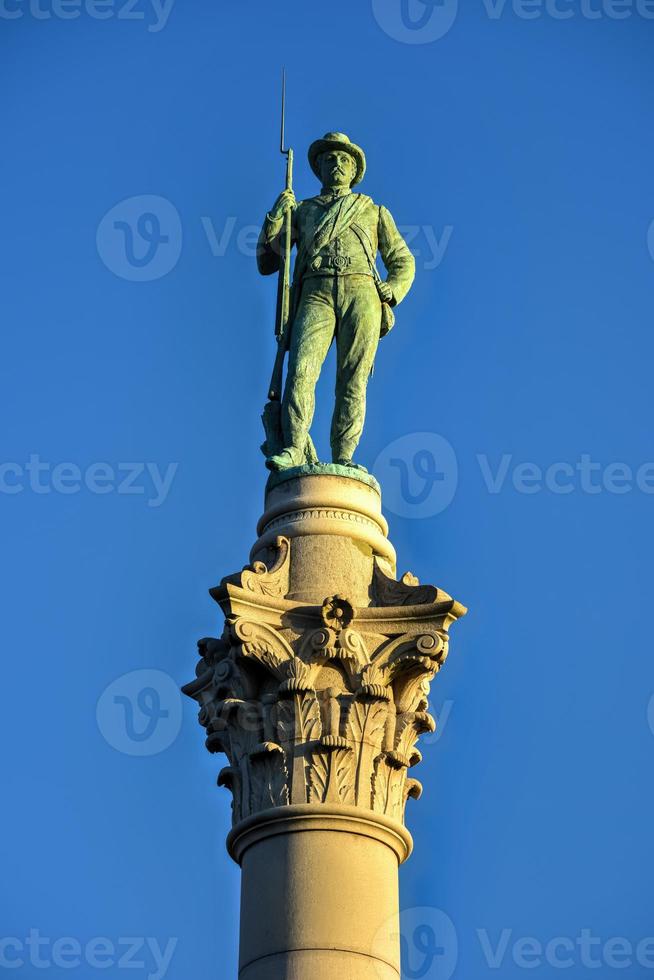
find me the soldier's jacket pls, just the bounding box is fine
[257,191,415,306]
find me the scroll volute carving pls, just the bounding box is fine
[214,535,291,600]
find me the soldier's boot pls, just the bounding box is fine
[265,445,306,472]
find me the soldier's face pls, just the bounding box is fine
[319,150,356,187]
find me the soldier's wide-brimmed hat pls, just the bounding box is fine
[308,132,366,186]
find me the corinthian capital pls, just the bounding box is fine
[183,536,465,831]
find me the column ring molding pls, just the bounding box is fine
[227,803,413,867]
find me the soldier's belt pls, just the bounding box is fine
[310,254,353,271]
[303,270,375,282]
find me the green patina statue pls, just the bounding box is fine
[257,131,415,474]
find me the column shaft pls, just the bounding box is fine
[235,816,404,979]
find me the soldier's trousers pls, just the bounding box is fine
[282,274,381,462]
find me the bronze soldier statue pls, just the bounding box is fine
[257,132,415,473]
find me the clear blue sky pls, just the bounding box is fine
[2,2,654,977]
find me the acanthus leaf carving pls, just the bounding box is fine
[216,698,262,822]
[346,697,389,808]
[307,747,353,806]
[276,691,322,748]
[217,766,242,823]
[373,631,449,714]
[249,749,290,813]
[198,635,230,671]
[280,658,315,694]
[335,749,355,806]
[371,757,407,821]
[406,778,423,801]
[276,691,322,805]
[376,631,447,676]
[388,710,435,769]
[358,663,391,701]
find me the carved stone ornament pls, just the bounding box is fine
[183,535,466,830]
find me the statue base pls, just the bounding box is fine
[266,461,381,495]
[253,471,394,604]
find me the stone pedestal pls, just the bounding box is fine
[183,471,465,980]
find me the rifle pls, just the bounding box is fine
[262,71,317,463]
[268,67,293,402]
